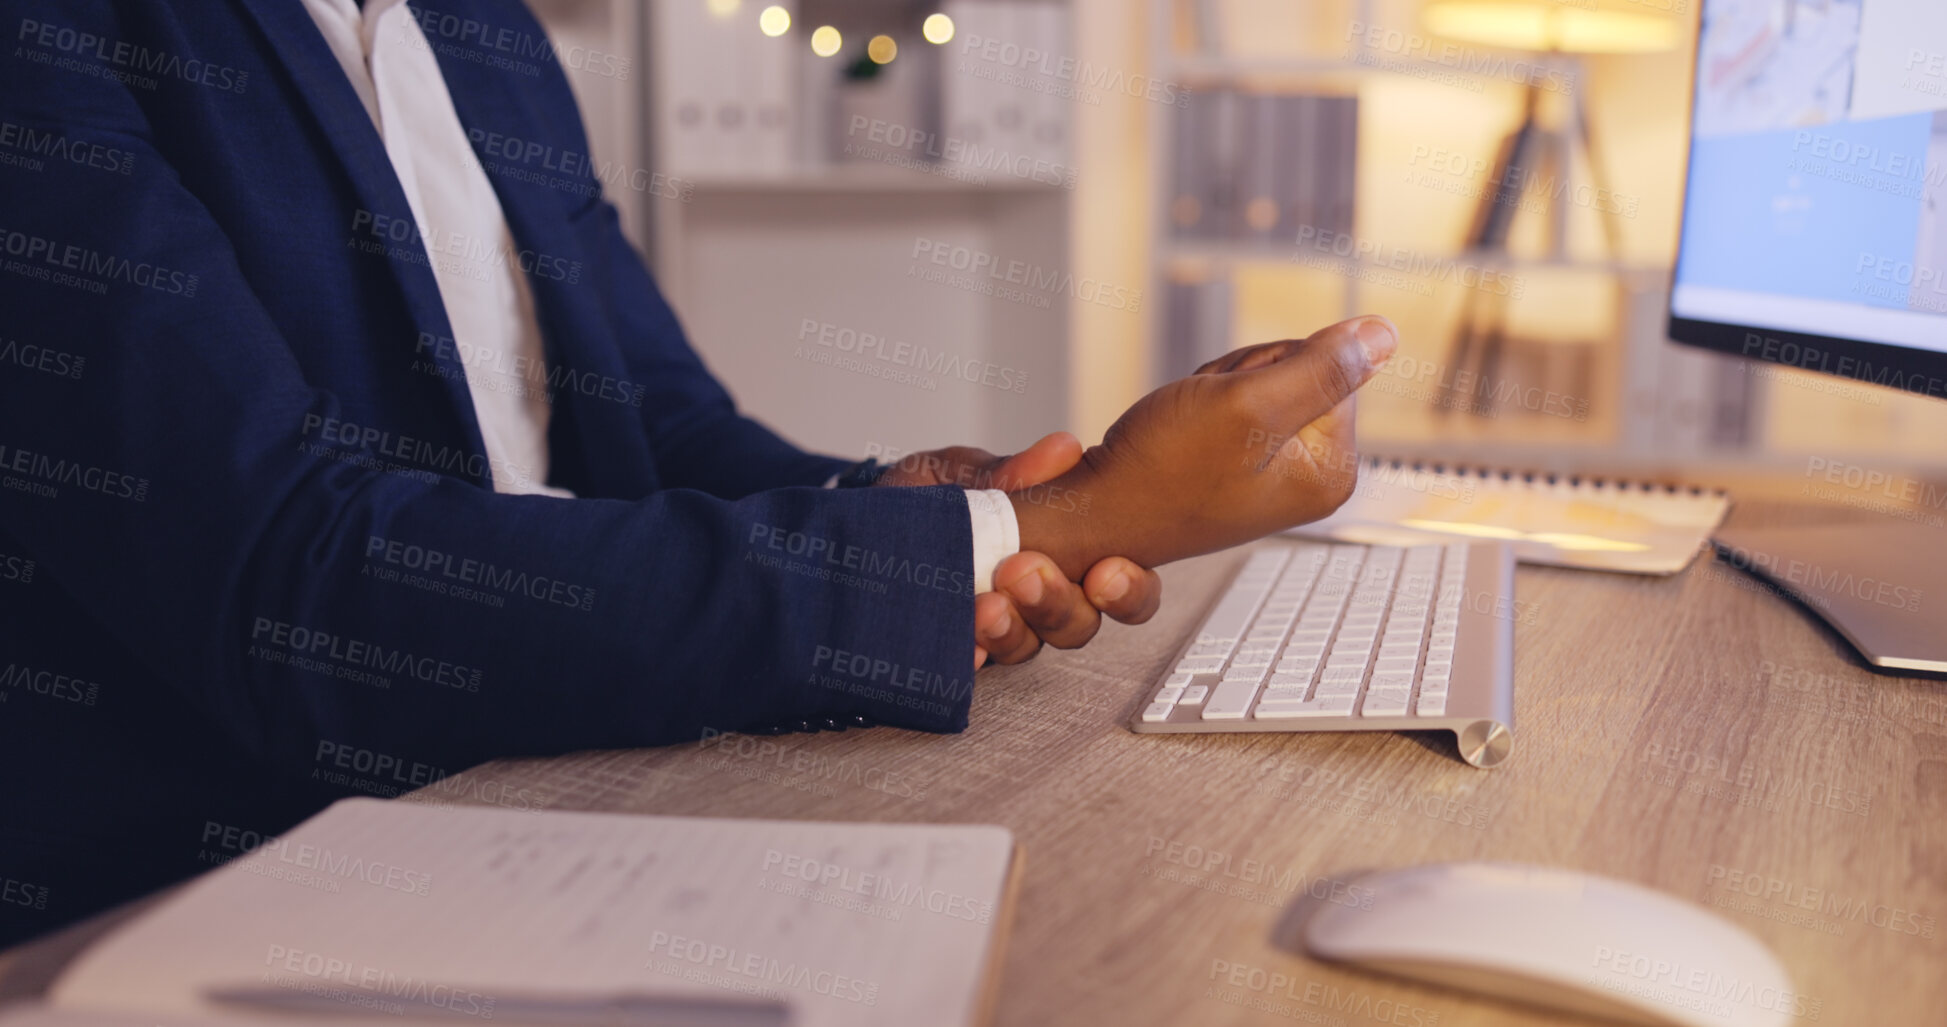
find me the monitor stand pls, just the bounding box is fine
[1713,520,1947,675]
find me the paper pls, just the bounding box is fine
[49,799,1015,1027]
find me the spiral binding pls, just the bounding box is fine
[1363,456,1728,500]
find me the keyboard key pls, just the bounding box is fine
[1361,689,1411,716]
[1177,657,1226,675]
[1180,685,1209,704]
[1203,676,1264,719]
[1416,693,1448,716]
[1197,551,1291,640]
[1259,685,1309,702]
[1370,671,1417,693]
[1256,696,1355,718]
[1155,686,1185,703]
[1165,673,1193,689]
[1372,657,1419,676]
[1141,701,1174,722]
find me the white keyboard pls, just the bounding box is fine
[1130,539,1516,768]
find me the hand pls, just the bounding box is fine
[1008,315,1397,579]
[873,434,1163,667]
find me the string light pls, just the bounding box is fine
[809,25,842,57]
[757,5,790,36]
[867,34,898,64]
[922,13,955,45]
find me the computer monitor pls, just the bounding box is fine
[1670,0,1947,398]
[1669,0,1947,673]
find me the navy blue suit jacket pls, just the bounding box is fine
[0,0,978,945]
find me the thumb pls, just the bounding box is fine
[985,431,1083,491]
[1232,315,1395,432]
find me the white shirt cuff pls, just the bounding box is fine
[964,489,1020,594]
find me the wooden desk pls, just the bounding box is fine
[5,497,1943,1025]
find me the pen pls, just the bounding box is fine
[206,983,793,1026]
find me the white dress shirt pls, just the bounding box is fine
[296,0,1020,590]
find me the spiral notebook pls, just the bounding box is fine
[1286,457,1731,575]
[33,799,1023,1027]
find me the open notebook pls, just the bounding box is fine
[25,799,1022,1027]
[1288,458,1732,575]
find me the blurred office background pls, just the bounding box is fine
[530,0,1947,484]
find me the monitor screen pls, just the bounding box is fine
[1669,0,1947,400]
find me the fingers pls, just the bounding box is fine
[1286,393,1360,502]
[1231,315,1396,433]
[873,433,1084,494]
[874,445,996,488]
[974,590,1044,665]
[983,431,1083,492]
[995,551,1101,650]
[1195,339,1299,376]
[974,552,1163,670]
[1082,557,1163,624]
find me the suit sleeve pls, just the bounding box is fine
[0,68,979,785]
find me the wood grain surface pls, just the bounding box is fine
[5,496,1943,1026]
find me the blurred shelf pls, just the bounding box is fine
[680,167,1071,194]
[1160,239,1668,278]
[1164,51,1542,88]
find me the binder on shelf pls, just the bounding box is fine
[654,0,799,178]
[1166,88,1358,245]
[1169,89,1214,236]
[1323,94,1359,237]
[938,2,1075,184]
[1024,1,1073,175]
[1233,92,1279,241]
[940,1,1005,176]
[1276,94,1319,237]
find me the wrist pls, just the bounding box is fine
[1009,488,1098,581]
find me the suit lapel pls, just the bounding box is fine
[234,0,492,481]
[428,15,659,498]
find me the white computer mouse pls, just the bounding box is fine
[1302,862,1801,1027]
